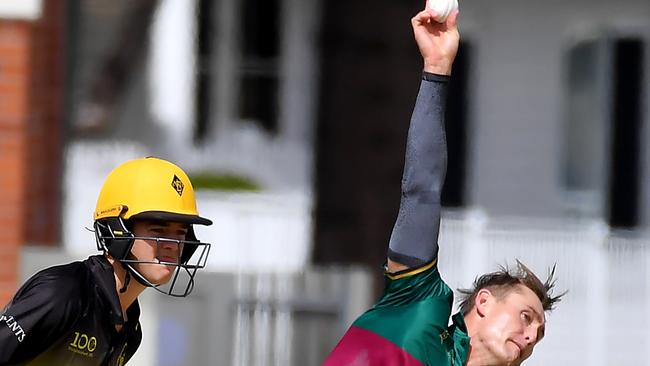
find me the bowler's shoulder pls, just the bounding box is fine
[385,259,439,281]
[376,260,453,311]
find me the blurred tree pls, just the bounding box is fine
[313,0,423,277]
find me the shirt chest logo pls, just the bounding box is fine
[439,330,455,366]
[68,331,98,358]
[0,315,26,342]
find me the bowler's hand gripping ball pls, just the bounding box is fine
[427,0,458,23]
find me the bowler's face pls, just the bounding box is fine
[478,285,545,365]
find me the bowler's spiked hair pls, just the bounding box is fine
[457,260,565,315]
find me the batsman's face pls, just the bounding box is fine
[474,285,545,366]
[130,220,188,285]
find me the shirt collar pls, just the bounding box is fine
[86,255,141,325]
[451,312,470,365]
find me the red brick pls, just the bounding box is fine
[0,23,30,47]
[0,254,17,267]
[0,47,28,66]
[0,171,24,183]
[0,22,30,296]
[0,153,25,166]
[0,230,22,244]
[0,213,22,226]
[0,82,24,97]
[0,63,30,77]
[0,100,28,120]
[0,128,25,140]
[0,255,18,267]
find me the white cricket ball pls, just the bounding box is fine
[427,0,458,23]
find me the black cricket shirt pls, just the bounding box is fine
[0,255,142,365]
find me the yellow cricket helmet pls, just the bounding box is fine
[94,157,212,225]
[93,157,212,297]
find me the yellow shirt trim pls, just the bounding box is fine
[385,258,437,280]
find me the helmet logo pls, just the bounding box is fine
[171,175,184,196]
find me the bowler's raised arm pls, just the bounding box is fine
[386,9,459,272]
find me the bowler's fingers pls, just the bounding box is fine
[411,9,437,28]
[412,8,459,29]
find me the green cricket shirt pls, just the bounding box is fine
[323,260,470,366]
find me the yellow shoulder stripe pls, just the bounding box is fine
[385,259,437,280]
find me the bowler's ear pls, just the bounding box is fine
[475,288,494,317]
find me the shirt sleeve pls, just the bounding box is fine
[387,72,449,268]
[0,270,83,364]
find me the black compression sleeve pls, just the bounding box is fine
[387,72,449,268]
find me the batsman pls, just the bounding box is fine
[0,157,212,365]
[323,6,563,366]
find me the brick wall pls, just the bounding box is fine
[25,0,63,246]
[0,20,31,306]
[0,1,64,306]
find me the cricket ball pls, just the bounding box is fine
[427,0,458,23]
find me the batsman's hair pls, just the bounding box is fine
[457,260,566,314]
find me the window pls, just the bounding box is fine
[563,39,610,216]
[563,35,645,228]
[608,39,644,228]
[194,0,215,143]
[237,0,280,134]
[194,0,282,142]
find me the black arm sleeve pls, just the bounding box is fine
[387,72,449,268]
[0,271,82,364]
